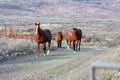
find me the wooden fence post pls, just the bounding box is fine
[9,26,12,38]
[4,25,6,38]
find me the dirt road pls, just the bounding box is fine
[0,45,116,80]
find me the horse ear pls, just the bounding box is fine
[35,23,37,25]
[73,28,77,30]
[73,28,75,30]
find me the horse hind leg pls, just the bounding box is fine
[60,40,62,47]
[43,43,47,56]
[79,40,81,51]
[47,41,51,55]
[66,39,69,49]
[68,41,72,50]
[76,44,78,51]
[57,41,60,47]
[36,43,39,58]
[58,40,61,48]
[73,41,76,51]
[75,41,79,51]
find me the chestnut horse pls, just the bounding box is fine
[35,23,52,57]
[66,28,82,51]
[55,31,63,47]
[66,31,73,49]
[72,28,82,51]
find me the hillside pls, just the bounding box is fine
[0,0,120,17]
[0,0,120,35]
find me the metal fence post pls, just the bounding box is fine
[90,62,120,80]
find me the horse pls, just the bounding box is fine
[65,31,73,49]
[72,28,82,51]
[65,28,82,51]
[55,31,63,47]
[34,23,52,57]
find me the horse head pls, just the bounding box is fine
[72,28,78,40]
[35,23,40,35]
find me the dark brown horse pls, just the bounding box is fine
[66,28,82,51]
[35,23,52,57]
[72,28,82,51]
[55,31,63,47]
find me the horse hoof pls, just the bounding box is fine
[73,51,77,53]
[69,48,71,50]
[47,50,49,55]
[36,55,39,58]
[44,54,47,57]
[67,46,70,49]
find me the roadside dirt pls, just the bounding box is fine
[0,45,117,80]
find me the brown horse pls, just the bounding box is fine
[35,23,52,57]
[66,28,82,51]
[66,31,73,49]
[55,31,63,47]
[72,28,82,51]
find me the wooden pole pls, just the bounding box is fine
[4,25,6,38]
[9,24,12,38]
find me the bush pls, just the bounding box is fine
[91,36,101,42]
[83,36,91,42]
[0,39,35,56]
[106,40,120,47]
[99,69,119,80]
[83,36,101,43]
[111,53,120,63]
[27,28,34,32]
[8,39,33,52]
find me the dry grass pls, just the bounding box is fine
[0,39,35,61]
[95,49,120,80]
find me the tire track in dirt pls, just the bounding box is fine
[0,46,115,80]
[21,56,92,80]
[23,47,114,80]
[21,51,102,80]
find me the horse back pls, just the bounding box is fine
[44,29,52,42]
[77,29,82,39]
[66,32,73,41]
[56,32,63,41]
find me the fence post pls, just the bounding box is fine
[4,25,7,38]
[9,26,12,38]
[90,64,96,80]
[90,62,120,80]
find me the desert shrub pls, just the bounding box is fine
[106,41,114,47]
[97,52,120,80]
[8,39,34,52]
[100,69,112,80]
[99,69,119,80]
[106,40,120,47]
[83,36,91,42]
[83,36,101,43]
[111,52,120,63]
[0,39,35,56]
[27,28,34,32]
[91,36,101,42]
[83,35,120,47]
[0,39,9,54]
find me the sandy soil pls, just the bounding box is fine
[0,45,117,80]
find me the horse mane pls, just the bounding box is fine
[73,27,82,39]
[38,27,44,36]
[73,28,77,31]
